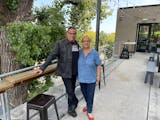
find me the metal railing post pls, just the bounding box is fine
[0,61,57,120]
[1,92,11,120]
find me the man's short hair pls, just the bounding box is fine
[68,26,76,31]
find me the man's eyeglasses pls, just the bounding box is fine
[68,32,76,35]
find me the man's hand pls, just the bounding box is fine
[33,68,43,74]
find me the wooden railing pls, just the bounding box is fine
[0,63,57,120]
[0,64,57,93]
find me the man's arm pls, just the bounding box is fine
[34,42,60,74]
[40,42,60,71]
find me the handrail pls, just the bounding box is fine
[4,64,57,84]
[0,80,13,93]
[0,65,42,79]
[0,60,57,93]
[0,60,57,79]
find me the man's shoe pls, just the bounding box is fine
[144,80,147,83]
[68,110,77,117]
[73,103,78,110]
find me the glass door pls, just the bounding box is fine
[136,24,151,52]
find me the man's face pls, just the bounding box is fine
[67,28,77,42]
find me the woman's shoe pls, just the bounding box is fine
[87,113,94,120]
[82,107,87,112]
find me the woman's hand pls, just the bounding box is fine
[96,75,101,83]
[96,65,101,83]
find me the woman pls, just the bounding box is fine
[78,36,101,120]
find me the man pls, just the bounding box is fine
[34,27,79,117]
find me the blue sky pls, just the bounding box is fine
[34,0,160,33]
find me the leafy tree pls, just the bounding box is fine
[55,0,112,32]
[0,0,33,25]
[99,31,115,58]
[99,31,115,45]
[0,0,66,106]
[99,31,108,46]
[34,7,65,26]
[6,23,54,66]
[0,0,34,107]
[33,6,66,58]
[5,5,66,100]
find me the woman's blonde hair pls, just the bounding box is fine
[82,35,91,42]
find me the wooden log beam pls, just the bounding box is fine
[0,63,57,93]
[0,80,13,93]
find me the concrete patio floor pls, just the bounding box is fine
[61,52,160,120]
[5,52,160,120]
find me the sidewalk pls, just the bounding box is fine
[8,52,160,120]
[61,52,160,120]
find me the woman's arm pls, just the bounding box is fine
[96,65,101,83]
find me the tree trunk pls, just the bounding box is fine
[0,0,34,25]
[0,0,33,107]
[0,31,28,107]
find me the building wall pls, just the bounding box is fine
[114,5,160,57]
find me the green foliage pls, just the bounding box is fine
[34,7,65,27]
[55,0,112,33]
[5,22,65,97]
[99,31,107,46]
[106,33,115,44]
[69,0,97,31]
[99,31,115,45]
[99,31,115,58]
[5,23,63,98]
[6,23,53,66]
[101,2,112,20]
[6,0,18,12]
[27,75,54,100]
[5,5,66,66]
[5,5,66,98]
[34,6,66,52]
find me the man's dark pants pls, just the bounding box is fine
[62,75,78,112]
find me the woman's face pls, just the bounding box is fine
[82,38,91,49]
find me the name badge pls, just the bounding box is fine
[72,45,79,52]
